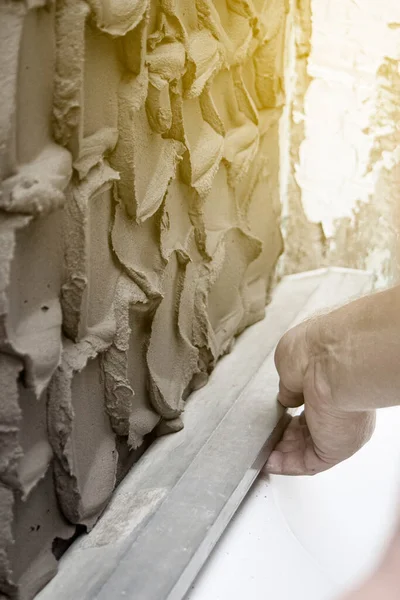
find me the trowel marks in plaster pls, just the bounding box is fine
[0,0,286,596]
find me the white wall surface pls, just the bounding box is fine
[187,407,400,600]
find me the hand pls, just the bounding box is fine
[340,576,399,600]
[340,520,400,599]
[266,318,376,476]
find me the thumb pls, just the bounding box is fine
[278,380,304,408]
[274,321,311,408]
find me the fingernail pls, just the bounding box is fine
[266,452,280,473]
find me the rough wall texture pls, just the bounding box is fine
[280,0,400,286]
[0,0,286,597]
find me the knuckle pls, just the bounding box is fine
[275,329,294,369]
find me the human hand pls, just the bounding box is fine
[339,516,400,600]
[339,575,399,600]
[266,318,376,476]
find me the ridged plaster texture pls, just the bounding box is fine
[0,0,286,596]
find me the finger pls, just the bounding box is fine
[278,381,304,409]
[266,445,337,476]
[274,322,310,398]
[275,439,305,454]
[265,417,335,476]
[265,450,284,473]
[266,449,307,475]
[264,417,305,473]
[280,414,305,439]
[280,426,301,442]
[272,417,306,451]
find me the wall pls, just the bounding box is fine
[0,0,286,597]
[281,0,400,286]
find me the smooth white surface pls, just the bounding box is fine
[187,407,400,600]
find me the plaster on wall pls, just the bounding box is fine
[0,0,286,596]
